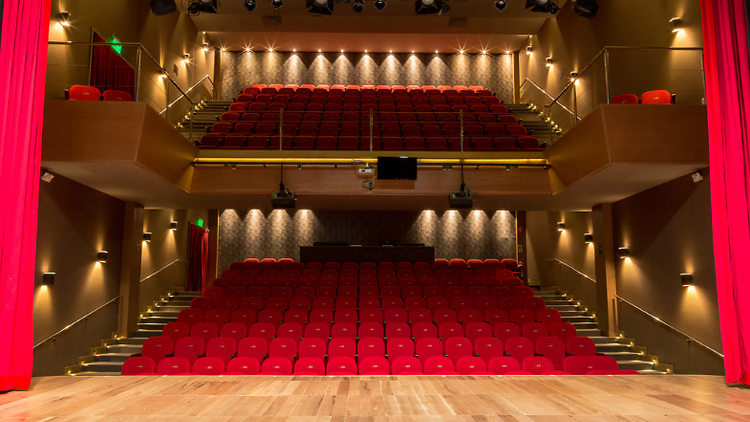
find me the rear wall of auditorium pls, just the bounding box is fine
[219,209,516,270]
[220,52,515,103]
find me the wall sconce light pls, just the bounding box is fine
[202,43,209,52]
[584,233,594,243]
[389,49,394,54]
[170,221,178,231]
[545,57,553,67]
[143,232,152,242]
[97,251,108,263]
[680,273,694,287]
[481,50,488,55]
[458,49,465,55]
[570,71,579,82]
[182,53,190,63]
[557,222,566,231]
[292,48,297,53]
[59,11,71,26]
[43,272,56,286]
[340,49,345,54]
[525,45,532,55]
[268,47,274,53]
[670,17,683,33]
[618,247,630,259]
[220,47,226,52]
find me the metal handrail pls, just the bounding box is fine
[520,78,577,118]
[33,259,188,349]
[47,40,196,105]
[548,45,705,112]
[547,258,724,359]
[159,75,214,116]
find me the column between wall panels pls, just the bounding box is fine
[117,202,144,338]
[593,203,619,337]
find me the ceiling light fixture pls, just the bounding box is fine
[415,0,449,15]
[374,0,387,11]
[573,0,599,19]
[494,0,507,11]
[525,0,559,14]
[271,0,284,9]
[268,47,274,52]
[435,50,439,54]
[352,0,364,12]
[341,49,345,53]
[244,0,256,12]
[307,0,334,15]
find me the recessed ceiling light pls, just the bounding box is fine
[459,49,465,54]
[435,50,439,54]
[481,50,488,54]
[341,49,345,53]
[318,48,322,52]
[268,47,274,52]
[389,49,393,54]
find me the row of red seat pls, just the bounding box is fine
[204,284,531,299]
[123,354,635,376]
[232,94,503,107]
[220,268,509,281]
[229,103,509,114]
[178,305,559,330]
[141,329,594,367]
[209,277,525,292]
[209,116,521,131]
[242,83,487,94]
[610,90,674,105]
[67,85,133,101]
[232,258,521,272]
[198,134,541,151]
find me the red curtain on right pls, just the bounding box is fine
[187,224,209,292]
[701,0,750,385]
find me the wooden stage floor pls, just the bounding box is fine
[1,375,749,422]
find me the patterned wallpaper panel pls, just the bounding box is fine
[220,52,515,102]
[219,209,516,271]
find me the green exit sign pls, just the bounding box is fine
[109,37,122,54]
[196,219,204,228]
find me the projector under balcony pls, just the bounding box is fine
[449,190,474,209]
[271,190,296,209]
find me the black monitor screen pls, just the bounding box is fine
[377,157,418,180]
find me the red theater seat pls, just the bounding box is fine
[563,356,620,375]
[121,357,156,375]
[261,357,293,375]
[157,357,191,375]
[68,85,101,101]
[327,357,358,375]
[641,90,673,104]
[610,94,639,104]
[424,356,458,375]
[225,357,260,375]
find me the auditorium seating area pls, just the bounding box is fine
[121,258,635,376]
[197,84,544,151]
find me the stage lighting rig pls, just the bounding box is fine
[415,0,449,15]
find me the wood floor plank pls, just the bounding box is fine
[2,375,748,422]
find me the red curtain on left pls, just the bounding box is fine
[0,0,52,391]
[187,224,209,292]
[90,33,135,96]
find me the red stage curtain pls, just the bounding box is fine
[90,32,135,96]
[187,224,209,291]
[0,0,52,391]
[702,0,750,385]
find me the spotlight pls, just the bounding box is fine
[415,0,449,15]
[268,47,274,52]
[570,71,578,82]
[42,272,56,287]
[318,48,322,53]
[271,0,284,9]
[525,0,559,14]
[526,45,533,55]
[292,48,297,53]
[182,53,190,63]
[680,273,694,287]
[59,11,72,26]
[188,0,217,15]
[341,49,345,53]
[143,232,152,242]
[494,0,507,11]
[244,0,256,11]
[435,50,439,54]
[573,0,599,19]
[170,221,178,230]
[481,50,488,55]
[618,247,630,259]
[374,0,387,11]
[150,0,176,15]
[352,0,364,12]
[97,251,108,263]
[458,49,465,54]
[584,233,594,243]
[670,17,683,33]
[557,222,565,231]
[389,49,393,54]
[545,56,553,67]
[202,42,210,52]
[307,0,334,15]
